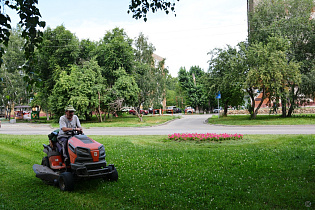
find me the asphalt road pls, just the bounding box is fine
[1,114,315,135]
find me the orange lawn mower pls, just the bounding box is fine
[33,130,118,191]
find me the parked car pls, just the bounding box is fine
[166,106,181,114]
[213,108,222,113]
[185,107,195,113]
[166,106,175,113]
[121,107,132,112]
[129,109,148,115]
[174,107,182,113]
[149,108,160,114]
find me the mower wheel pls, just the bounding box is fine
[58,172,74,191]
[41,156,49,168]
[107,165,118,182]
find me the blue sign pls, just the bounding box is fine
[216,91,221,99]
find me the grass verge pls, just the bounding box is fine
[208,114,315,125]
[10,114,179,128]
[0,134,314,209]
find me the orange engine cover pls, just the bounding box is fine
[67,135,103,163]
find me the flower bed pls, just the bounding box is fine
[168,133,243,141]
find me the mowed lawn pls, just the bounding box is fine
[34,114,179,128]
[208,114,315,125]
[0,134,314,209]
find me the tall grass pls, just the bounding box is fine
[0,134,314,209]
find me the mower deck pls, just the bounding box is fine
[33,164,59,184]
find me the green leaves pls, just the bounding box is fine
[178,66,207,110]
[128,0,179,22]
[50,59,104,120]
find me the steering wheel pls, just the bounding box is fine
[66,129,83,136]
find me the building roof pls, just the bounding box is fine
[152,53,164,62]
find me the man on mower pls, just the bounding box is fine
[57,105,83,164]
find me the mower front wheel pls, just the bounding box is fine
[107,165,118,182]
[58,172,74,191]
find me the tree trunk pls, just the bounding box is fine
[95,109,100,122]
[252,88,265,119]
[287,86,298,117]
[135,109,143,122]
[98,91,102,122]
[46,108,49,121]
[281,94,287,118]
[223,101,228,117]
[247,88,256,119]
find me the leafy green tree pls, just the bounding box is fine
[0,26,28,119]
[133,33,166,117]
[0,0,45,67]
[33,25,80,119]
[238,37,300,119]
[49,59,104,120]
[178,66,207,112]
[166,74,181,107]
[128,0,179,22]
[112,68,139,108]
[96,27,134,87]
[0,0,178,89]
[79,39,97,62]
[249,0,315,116]
[207,45,245,116]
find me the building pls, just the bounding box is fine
[152,53,167,109]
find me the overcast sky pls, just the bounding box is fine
[7,0,248,77]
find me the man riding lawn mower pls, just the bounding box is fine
[33,106,118,191]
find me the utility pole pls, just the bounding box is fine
[216,91,221,119]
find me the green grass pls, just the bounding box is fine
[209,114,315,125]
[81,115,178,128]
[27,114,179,128]
[0,134,314,209]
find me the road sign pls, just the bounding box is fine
[216,91,221,99]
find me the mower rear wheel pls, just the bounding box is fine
[58,172,74,191]
[107,165,118,182]
[41,156,49,167]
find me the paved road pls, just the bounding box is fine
[0,115,315,135]
[1,114,314,135]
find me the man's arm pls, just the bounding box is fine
[75,115,83,132]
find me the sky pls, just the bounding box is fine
[6,0,248,77]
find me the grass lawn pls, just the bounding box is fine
[208,114,315,125]
[0,134,313,209]
[12,114,179,128]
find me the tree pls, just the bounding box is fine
[248,0,315,116]
[0,0,177,88]
[0,26,28,119]
[128,0,179,22]
[79,39,97,63]
[207,45,245,116]
[239,37,300,119]
[178,66,207,112]
[49,59,104,120]
[133,33,166,119]
[33,25,80,120]
[0,0,45,67]
[96,27,134,87]
[112,68,139,110]
[166,74,182,107]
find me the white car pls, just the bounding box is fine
[185,107,195,113]
[213,108,222,113]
